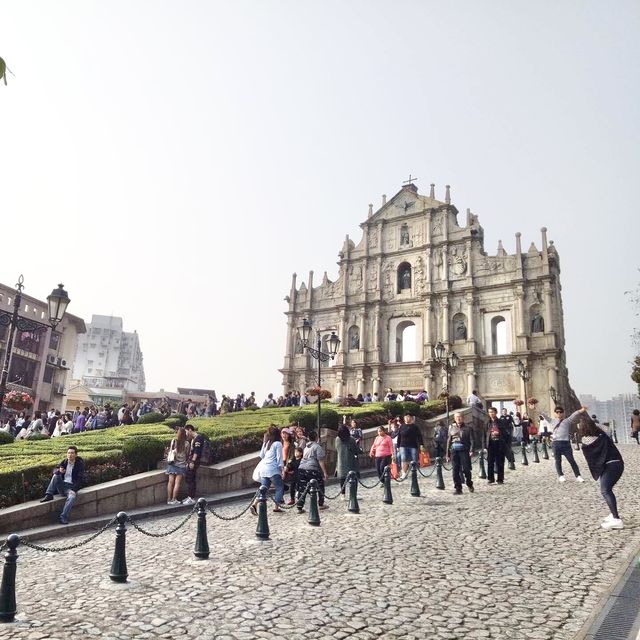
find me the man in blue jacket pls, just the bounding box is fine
[39,446,86,524]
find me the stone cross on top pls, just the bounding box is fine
[402,174,418,187]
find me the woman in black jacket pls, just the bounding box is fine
[579,413,624,530]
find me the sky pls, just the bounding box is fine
[1,1,639,402]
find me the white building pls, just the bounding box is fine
[73,315,146,399]
[578,392,639,444]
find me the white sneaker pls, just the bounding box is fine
[558,476,566,483]
[576,476,585,483]
[400,471,408,480]
[167,499,180,505]
[340,494,346,501]
[603,514,615,523]
[601,518,624,530]
[182,496,196,505]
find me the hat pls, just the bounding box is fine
[282,428,293,435]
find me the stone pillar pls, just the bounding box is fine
[543,283,552,332]
[372,370,381,397]
[515,289,525,335]
[373,303,381,359]
[359,309,367,353]
[466,294,475,341]
[467,370,477,398]
[548,367,559,408]
[356,375,364,397]
[335,377,344,400]
[442,297,450,344]
[424,302,433,360]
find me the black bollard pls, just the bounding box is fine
[0,534,20,623]
[541,438,549,460]
[347,471,360,514]
[109,512,129,583]
[308,479,321,527]
[521,442,529,466]
[478,449,487,480]
[194,498,210,560]
[532,439,540,463]
[410,461,420,497]
[382,466,393,504]
[255,486,270,540]
[435,457,445,490]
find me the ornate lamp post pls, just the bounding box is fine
[297,319,340,433]
[0,276,70,416]
[549,385,559,407]
[433,341,459,427]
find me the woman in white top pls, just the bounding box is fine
[251,425,284,514]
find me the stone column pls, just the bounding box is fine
[335,377,344,400]
[442,297,450,344]
[424,302,432,360]
[515,289,525,335]
[543,283,553,332]
[356,375,364,397]
[466,294,475,341]
[359,309,367,353]
[467,371,477,398]
[372,370,381,397]
[548,367,559,409]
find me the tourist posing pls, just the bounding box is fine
[446,412,474,495]
[369,425,394,481]
[183,424,205,506]
[165,426,191,504]
[539,406,585,483]
[335,425,360,499]
[252,425,285,514]
[579,413,625,529]
[397,413,425,480]
[39,446,86,524]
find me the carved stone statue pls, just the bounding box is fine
[349,329,360,350]
[531,313,545,333]
[400,224,410,246]
[455,319,467,340]
[401,268,411,290]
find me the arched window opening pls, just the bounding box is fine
[397,262,412,293]
[396,321,416,362]
[452,313,467,341]
[491,316,507,355]
[348,325,360,351]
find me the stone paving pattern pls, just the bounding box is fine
[3,445,640,640]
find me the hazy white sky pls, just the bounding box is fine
[2,1,638,401]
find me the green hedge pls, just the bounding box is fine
[288,407,340,430]
[122,436,166,473]
[137,411,166,424]
[0,431,14,445]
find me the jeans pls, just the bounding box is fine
[399,447,418,465]
[553,441,581,477]
[486,441,505,483]
[260,473,284,505]
[600,461,624,518]
[46,474,77,522]
[451,448,473,490]
[185,462,200,498]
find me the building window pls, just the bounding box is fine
[43,366,54,383]
[491,316,507,355]
[8,356,37,388]
[17,331,40,355]
[396,321,416,362]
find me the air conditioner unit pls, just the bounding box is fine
[55,357,63,367]
[47,354,56,364]
[60,359,67,367]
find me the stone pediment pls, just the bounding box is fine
[364,185,446,226]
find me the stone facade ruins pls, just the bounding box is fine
[280,181,576,411]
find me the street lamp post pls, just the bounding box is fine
[433,341,459,429]
[516,359,534,427]
[0,276,70,416]
[549,385,559,408]
[297,319,340,433]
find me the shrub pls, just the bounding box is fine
[163,417,182,429]
[382,401,404,417]
[0,431,15,445]
[121,436,166,472]
[136,412,165,425]
[288,407,340,430]
[245,405,259,411]
[168,413,188,426]
[449,395,463,410]
[25,433,49,441]
[401,401,421,416]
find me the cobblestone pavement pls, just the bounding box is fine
[3,445,640,640]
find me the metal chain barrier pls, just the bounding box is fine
[126,507,197,538]
[19,516,118,553]
[206,493,260,521]
[358,475,382,489]
[417,464,436,478]
[317,479,346,501]
[442,461,453,471]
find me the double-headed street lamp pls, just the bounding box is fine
[0,275,71,415]
[297,318,340,433]
[433,341,459,427]
[516,359,531,395]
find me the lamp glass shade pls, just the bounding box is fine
[450,351,459,369]
[298,318,312,346]
[517,360,524,376]
[328,331,340,357]
[47,284,70,328]
[434,341,445,361]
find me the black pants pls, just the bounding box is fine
[505,439,515,465]
[288,470,299,500]
[486,442,505,483]
[600,461,624,518]
[296,468,325,507]
[451,449,472,490]
[375,455,392,480]
[185,462,200,498]
[553,441,581,477]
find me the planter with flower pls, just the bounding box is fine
[4,390,33,411]
[513,399,525,407]
[305,387,332,401]
[527,398,539,408]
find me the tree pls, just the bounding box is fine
[626,269,640,395]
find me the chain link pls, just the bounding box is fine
[357,476,382,489]
[126,507,197,538]
[19,516,118,553]
[317,480,346,501]
[417,465,436,478]
[206,493,258,521]
[268,495,299,510]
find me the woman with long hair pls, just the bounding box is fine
[166,426,191,505]
[251,424,284,514]
[370,425,394,481]
[579,410,625,529]
[335,424,359,499]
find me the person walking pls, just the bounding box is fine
[485,407,508,484]
[397,413,425,480]
[165,426,190,504]
[579,413,625,529]
[335,425,359,499]
[498,408,515,468]
[446,412,474,494]
[630,410,640,445]
[296,431,329,511]
[540,406,585,483]
[369,425,394,482]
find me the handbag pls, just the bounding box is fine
[166,440,176,463]
[252,459,264,483]
[390,461,399,480]
[419,450,430,468]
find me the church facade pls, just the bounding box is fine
[280,181,576,411]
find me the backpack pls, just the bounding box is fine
[199,437,213,465]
